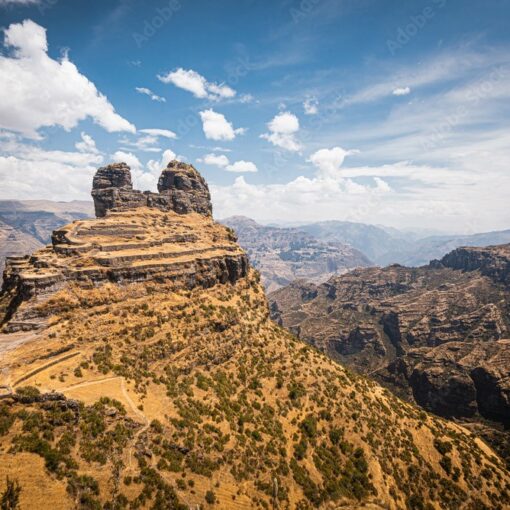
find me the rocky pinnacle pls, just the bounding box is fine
[91,160,212,218]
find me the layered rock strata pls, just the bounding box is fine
[270,245,510,429]
[91,160,212,218]
[0,163,246,332]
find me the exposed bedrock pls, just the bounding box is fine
[92,160,212,218]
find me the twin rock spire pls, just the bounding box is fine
[91,160,213,218]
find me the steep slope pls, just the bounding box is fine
[269,245,510,463]
[222,216,371,292]
[0,164,509,509]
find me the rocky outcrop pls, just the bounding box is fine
[0,162,244,332]
[92,160,212,218]
[439,244,510,285]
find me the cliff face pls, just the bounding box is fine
[1,165,510,509]
[91,160,212,218]
[269,244,510,461]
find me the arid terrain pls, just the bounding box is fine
[1,162,509,508]
[270,244,510,465]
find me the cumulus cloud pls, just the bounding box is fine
[308,147,358,178]
[112,150,142,169]
[261,112,301,151]
[0,19,135,138]
[75,132,99,154]
[158,68,236,101]
[199,109,245,141]
[197,153,257,173]
[198,153,229,168]
[135,87,166,102]
[226,160,258,173]
[393,86,411,96]
[0,134,103,200]
[303,97,319,115]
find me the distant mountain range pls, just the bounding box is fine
[2,203,510,289]
[298,220,510,266]
[221,216,371,292]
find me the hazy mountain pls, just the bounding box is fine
[221,216,372,292]
[299,220,510,267]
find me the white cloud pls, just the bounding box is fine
[112,150,142,169]
[139,128,177,139]
[0,136,103,200]
[198,153,230,168]
[119,135,161,152]
[75,132,99,154]
[197,153,257,173]
[147,149,177,174]
[303,97,319,115]
[135,87,166,102]
[0,20,135,138]
[0,0,39,4]
[261,111,302,151]
[393,87,411,96]
[158,68,236,101]
[308,147,357,178]
[199,109,244,141]
[226,160,258,173]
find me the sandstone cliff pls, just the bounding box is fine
[0,164,509,509]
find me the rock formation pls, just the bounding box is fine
[1,165,510,508]
[0,162,242,332]
[92,160,212,218]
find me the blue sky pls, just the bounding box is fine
[0,0,509,232]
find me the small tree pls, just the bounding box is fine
[1,477,21,510]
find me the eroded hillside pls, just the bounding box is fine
[0,163,509,509]
[269,245,510,465]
